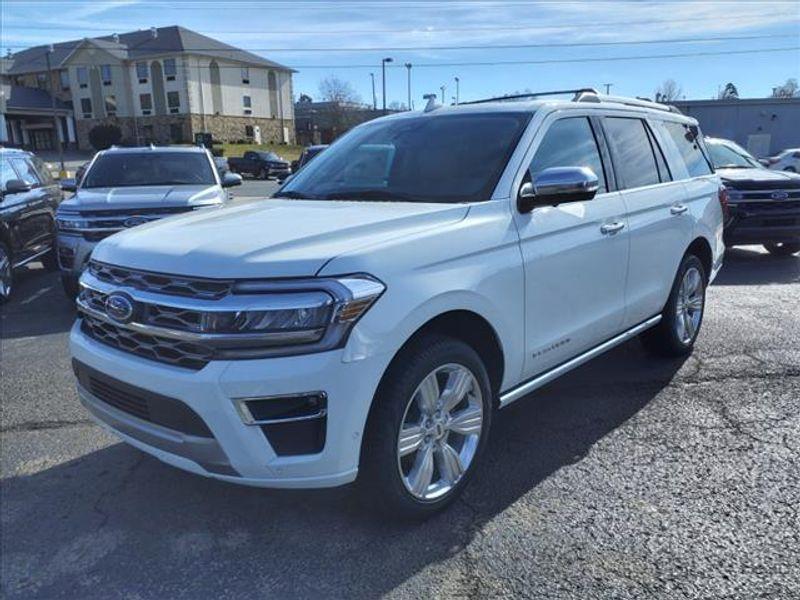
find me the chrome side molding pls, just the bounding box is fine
[499,315,662,408]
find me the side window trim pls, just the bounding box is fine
[643,120,672,183]
[589,115,618,192]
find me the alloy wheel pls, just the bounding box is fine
[0,248,12,300]
[397,363,484,501]
[675,266,704,344]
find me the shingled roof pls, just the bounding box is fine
[6,25,294,74]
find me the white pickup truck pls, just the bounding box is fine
[70,90,725,517]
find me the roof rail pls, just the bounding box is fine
[461,88,599,105]
[578,93,683,114]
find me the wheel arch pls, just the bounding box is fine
[686,236,713,280]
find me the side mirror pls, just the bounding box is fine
[518,166,599,213]
[60,178,77,193]
[4,179,33,195]
[221,172,243,188]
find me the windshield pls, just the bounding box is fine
[260,152,281,161]
[707,141,761,169]
[276,112,531,203]
[82,152,216,188]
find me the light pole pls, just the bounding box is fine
[440,84,446,105]
[370,72,377,110]
[603,83,613,95]
[404,63,412,110]
[45,45,65,177]
[454,76,460,104]
[381,57,393,112]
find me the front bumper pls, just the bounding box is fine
[70,321,390,488]
[724,202,800,245]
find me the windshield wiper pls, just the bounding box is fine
[322,189,421,202]
[272,190,317,199]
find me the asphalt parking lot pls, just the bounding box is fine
[1,246,798,599]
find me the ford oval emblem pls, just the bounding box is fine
[123,216,149,228]
[771,191,789,200]
[105,293,134,323]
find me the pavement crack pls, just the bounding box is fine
[0,419,95,434]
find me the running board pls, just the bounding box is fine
[498,315,662,408]
[13,246,51,268]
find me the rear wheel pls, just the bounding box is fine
[0,243,13,303]
[641,253,706,357]
[360,334,492,519]
[259,168,269,180]
[764,242,800,256]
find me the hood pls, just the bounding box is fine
[61,184,224,212]
[92,199,469,278]
[717,167,800,189]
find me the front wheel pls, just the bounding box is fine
[360,335,493,519]
[0,243,13,303]
[641,253,707,357]
[764,242,800,256]
[61,273,80,300]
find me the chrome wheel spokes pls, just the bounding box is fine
[397,363,483,501]
[0,251,11,299]
[675,266,704,344]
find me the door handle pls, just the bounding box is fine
[670,204,688,215]
[600,221,625,235]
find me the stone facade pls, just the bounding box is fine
[189,114,294,144]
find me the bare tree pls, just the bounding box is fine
[772,78,799,98]
[718,82,739,100]
[654,79,683,102]
[318,76,361,104]
[387,100,408,111]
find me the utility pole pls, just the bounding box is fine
[404,63,412,110]
[603,83,613,95]
[454,77,460,104]
[370,72,377,110]
[45,45,65,178]
[381,57,393,112]
[440,84,446,106]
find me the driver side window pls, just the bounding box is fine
[529,117,608,194]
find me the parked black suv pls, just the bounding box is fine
[227,150,290,179]
[706,137,800,256]
[0,148,63,302]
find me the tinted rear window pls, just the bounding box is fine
[662,121,713,178]
[603,117,661,189]
[278,112,531,203]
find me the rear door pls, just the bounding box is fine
[5,155,53,259]
[601,116,693,327]
[513,114,629,379]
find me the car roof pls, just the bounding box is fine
[99,145,209,154]
[0,147,32,156]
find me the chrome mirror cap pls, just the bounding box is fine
[518,166,599,212]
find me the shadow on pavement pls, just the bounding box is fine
[713,246,800,286]
[0,266,76,339]
[1,339,687,598]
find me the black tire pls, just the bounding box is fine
[0,243,13,304]
[61,273,80,300]
[359,334,493,519]
[764,242,800,256]
[784,167,797,173]
[259,168,269,180]
[41,246,59,271]
[641,253,707,357]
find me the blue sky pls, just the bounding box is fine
[2,0,799,106]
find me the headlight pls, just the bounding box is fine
[57,214,89,231]
[726,190,744,202]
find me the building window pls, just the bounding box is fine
[59,70,70,91]
[105,95,117,117]
[37,72,49,90]
[80,97,92,118]
[77,67,88,89]
[164,58,177,81]
[100,64,112,85]
[136,61,148,83]
[245,125,254,138]
[243,95,252,114]
[241,66,250,84]
[167,91,180,114]
[140,93,152,115]
[169,123,184,143]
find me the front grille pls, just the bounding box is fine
[733,200,800,213]
[74,360,213,437]
[81,314,212,370]
[81,287,204,334]
[89,261,233,300]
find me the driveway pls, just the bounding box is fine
[1,246,798,599]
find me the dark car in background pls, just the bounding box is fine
[278,144,329,183]
[228,150,290,180]
[0,148,63,302]
[706,137,800,256]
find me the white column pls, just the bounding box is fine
[66,116,76,143]
[0,113,7,142]
[21,125,30,145]
[56,116,65,143]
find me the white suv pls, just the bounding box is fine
[70,90,725,517]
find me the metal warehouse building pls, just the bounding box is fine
[672,97,800,158]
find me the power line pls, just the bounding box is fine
[4,14,799,35]
[4,33,796,53]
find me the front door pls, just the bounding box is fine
[513,115,629,379]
